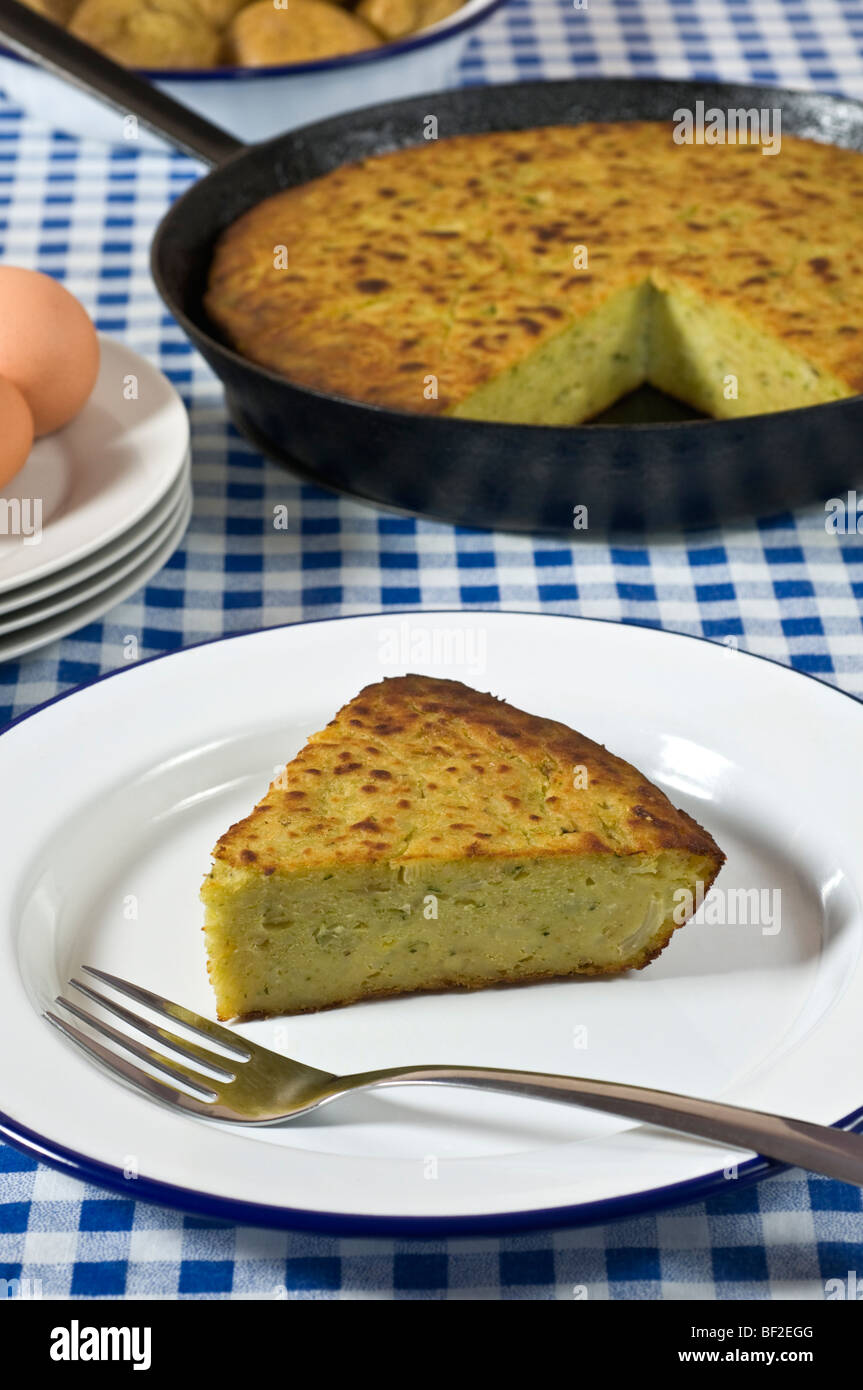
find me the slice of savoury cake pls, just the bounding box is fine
[201,676,724,1019]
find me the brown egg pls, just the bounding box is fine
[0,375,34,489]
[0,267,100,436]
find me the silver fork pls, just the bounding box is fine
[46,966,863,1186]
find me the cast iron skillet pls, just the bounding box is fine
[4,0,863,536]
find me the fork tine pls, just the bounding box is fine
[81,965,251,1058]
[45,1010,216,1117]
[54,997,220,1099]
[69,978,236,1080]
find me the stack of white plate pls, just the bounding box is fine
[0,339,191,663]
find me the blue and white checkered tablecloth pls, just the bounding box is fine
[2,0,863,1301]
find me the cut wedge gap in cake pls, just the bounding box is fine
[450,277,852,427]
[201,676,725,1020]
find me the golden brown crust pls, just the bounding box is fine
[355,0,461,38]
[213,674,724,873]
[205,122,863,412]
[21,0,81,22]
[226,0,380,66]
[70,0,220,67]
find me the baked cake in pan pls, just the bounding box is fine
[205,122,863,424]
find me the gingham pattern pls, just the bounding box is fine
[1,0,862,1301]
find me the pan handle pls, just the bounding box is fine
[0,0,245,166]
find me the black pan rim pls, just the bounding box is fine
[218,398,776,540]
[152,74,863,437]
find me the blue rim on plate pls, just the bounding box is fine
[0,0,508,83]
[1,610,860,1236]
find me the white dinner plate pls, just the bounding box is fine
[0,457,190,618]
[0,485,192,663]
[0,337,189,595]
[1,612,861,1234]
[0,462,191,636]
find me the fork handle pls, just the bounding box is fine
[346,1065,863,1185]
